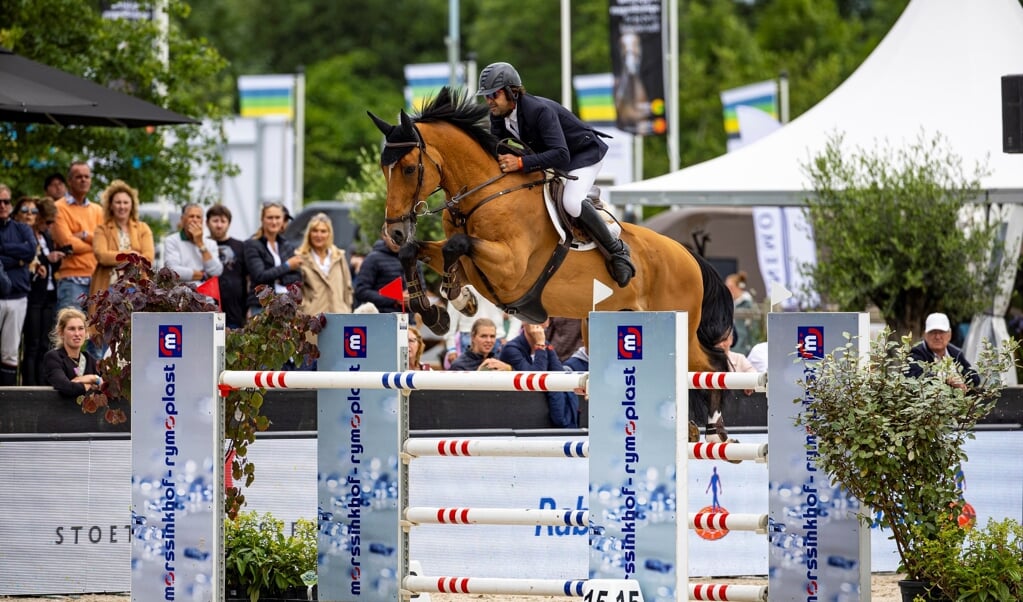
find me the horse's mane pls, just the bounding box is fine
[413,87,500,157]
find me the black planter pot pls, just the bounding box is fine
[898,579,949,602]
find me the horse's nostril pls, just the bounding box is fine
[391,230,404,244]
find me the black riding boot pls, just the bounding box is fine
[576,201,635,287]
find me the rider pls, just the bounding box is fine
[478,62,636,288]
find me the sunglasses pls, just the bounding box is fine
[0,198,11,206]
[19,207,39,215]
[484,90,500,100]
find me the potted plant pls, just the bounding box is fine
[225,511,318,602]
[911,516,1023,601]
[796,331,1017,601]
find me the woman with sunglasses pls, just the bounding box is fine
[13,197,39,227]
[22,197,65,385]
[0,187,38,385]
[478,61,633,288]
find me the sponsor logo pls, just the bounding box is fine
[158,325,183,358]
[344,326,367,358]
[797,326,824,360]
[617,325,642,360]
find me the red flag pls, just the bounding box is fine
[197,276,221,310]
[380,276,404,312]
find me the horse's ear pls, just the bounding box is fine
[399,110,414,130]
[368,111,395,136]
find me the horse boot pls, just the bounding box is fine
[576,201,635,288]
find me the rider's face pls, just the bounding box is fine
[486,88,515,118]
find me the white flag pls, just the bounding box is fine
[593,279,614,310]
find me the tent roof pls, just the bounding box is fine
[610,0,1023,207]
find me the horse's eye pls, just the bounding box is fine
[403,165,417,176]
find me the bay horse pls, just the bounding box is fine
[368,87,734,437]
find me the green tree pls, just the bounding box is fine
[803,132,1009,336]
[0,0,234,203]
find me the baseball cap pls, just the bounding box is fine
[924,312,951,333]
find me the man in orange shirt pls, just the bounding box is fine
[52,161,104,312]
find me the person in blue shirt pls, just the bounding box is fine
[499,320,579,428]
[907,312,980,390]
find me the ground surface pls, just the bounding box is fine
[0,573,907,601]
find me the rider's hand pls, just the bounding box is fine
[498,153,521,173]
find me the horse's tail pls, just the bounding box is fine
[694,252,733,373]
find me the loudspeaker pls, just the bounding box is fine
[1002,74,1023,153]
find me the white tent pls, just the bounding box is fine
[609,0,1023,207]
[609,0,1023,381]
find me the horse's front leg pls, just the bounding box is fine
[398,241,449,336]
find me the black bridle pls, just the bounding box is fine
[383,122,550,230]
[382,123,443,228]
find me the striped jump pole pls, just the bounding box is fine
[690,583,768,602]
[220,369,766,394]
[403,575,588,597]
[403,438,767,463]
[403,507,767,533]
[402,576,767,601]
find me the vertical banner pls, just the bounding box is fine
[238,74,296,120]
[752,207,819,310]
[317,313,406,602]
[589,312,683,602]
[404,62,466,112]
[131,313,225,602]
[768,312,870,601]
[573,73,635,185]
[608,0,666,136]
[720,80,779,152]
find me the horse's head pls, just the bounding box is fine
[367,110,441,247]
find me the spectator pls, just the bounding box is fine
[354,226,406,314]
[90,180,155,296]
[0,184,38,385]
[43,307,101,398]
[51,161,104,312]
[448,317,512,371]
[907,312,980,391]
[43,173,67,201]
[443,284,521,368]
[545,316,583,362]
[725,271,756,355]
[22,198,64,386]
[499,320,579,428]
[206,204,248,329]
[13,197,39,227]
[564,346,589,372]
[747,341,768,373]
[297,212,353,316]
[717,327,757,396]
[243,202,301,316]
[408,326,433,370]
[164,203,223,285]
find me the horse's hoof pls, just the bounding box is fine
[688,421,700,443]
[464,293,478,317]
[422,306,450,336]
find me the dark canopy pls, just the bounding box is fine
[0,47,196,128]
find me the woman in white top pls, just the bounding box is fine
[243,202,302,315]
[296,212,353,316]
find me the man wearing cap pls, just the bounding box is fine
[907,312,979,390]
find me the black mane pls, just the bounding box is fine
[413,87,500,157]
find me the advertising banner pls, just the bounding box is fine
[317,313,406,602]
[608,0,666,135]
[130,312,225,602]
[768,312,870,601]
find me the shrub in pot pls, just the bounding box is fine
[796,331,1016,598]
[225,511,317,602]
[912,517,1023,601]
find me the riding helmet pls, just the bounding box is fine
[478,62,522,97]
